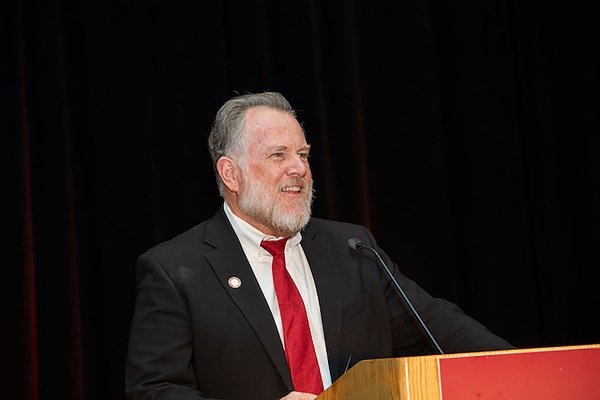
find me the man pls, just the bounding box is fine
[125,91,512,400]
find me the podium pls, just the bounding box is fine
[317,344,600,400]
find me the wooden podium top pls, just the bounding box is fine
[317,344,600,400]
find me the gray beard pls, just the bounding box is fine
[238,178,314,237]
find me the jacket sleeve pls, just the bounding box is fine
[359,226,514,356]
[125,253,213,400]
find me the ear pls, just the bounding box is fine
[216,156,240,193]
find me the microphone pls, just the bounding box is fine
[347,238,444,354]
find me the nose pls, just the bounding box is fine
[287,154,309,176]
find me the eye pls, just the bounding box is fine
[299,152,310,160]
[272,152,285,158]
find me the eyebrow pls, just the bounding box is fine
[268,144,311,152]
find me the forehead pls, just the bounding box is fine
[244,106,305,142]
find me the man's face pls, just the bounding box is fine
[236,106,314,237]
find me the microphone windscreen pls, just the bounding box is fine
[347,238,363,250]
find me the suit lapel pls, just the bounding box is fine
[300,231,345,381]
[203,209,293,391]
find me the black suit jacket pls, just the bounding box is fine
[125,206,512,399]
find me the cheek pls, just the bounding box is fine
[303,166,313,184]
[251,164,280,182]
[245,169,276,191]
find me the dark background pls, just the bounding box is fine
[3,0,599,399]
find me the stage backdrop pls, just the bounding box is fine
[3,0,599,399]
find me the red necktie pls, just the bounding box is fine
[260,238,324,395]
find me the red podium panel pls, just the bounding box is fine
[439,346,600,400]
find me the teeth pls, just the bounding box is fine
[282,186,301,192]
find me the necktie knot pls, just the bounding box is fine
[260,238,289,257]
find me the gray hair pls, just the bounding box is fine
[208,91,299,196]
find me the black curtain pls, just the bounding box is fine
[3,0,600,399]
